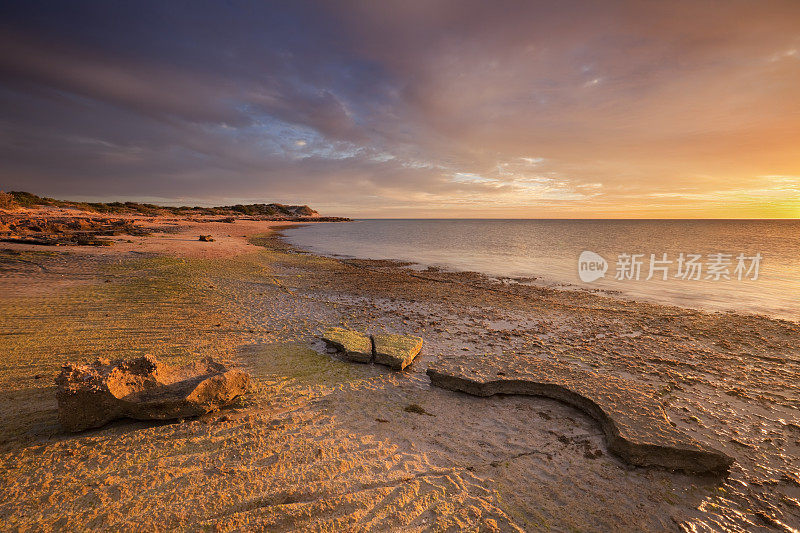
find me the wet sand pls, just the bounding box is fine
[0,217,798,531]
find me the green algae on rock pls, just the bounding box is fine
[321,327,373,363]
[373,333,423,370]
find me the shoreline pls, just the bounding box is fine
[0,217,798,530]
[277,224,800,327]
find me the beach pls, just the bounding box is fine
[1,215,799,532]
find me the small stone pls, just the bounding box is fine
[403,403,434,416]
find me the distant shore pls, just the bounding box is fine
[0,212,798,531]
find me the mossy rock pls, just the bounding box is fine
[321,327,372,363]
[373,333,423,370]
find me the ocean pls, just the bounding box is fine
[283,219,800,321]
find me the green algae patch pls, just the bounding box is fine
[249,231,346,271]
[0,251,274,442]
[239,342,359,387]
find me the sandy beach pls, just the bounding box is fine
[1,214,799,532]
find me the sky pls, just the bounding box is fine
[0,1,799,218]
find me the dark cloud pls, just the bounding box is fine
[1,0,799,217]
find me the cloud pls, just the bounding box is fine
[0,0,799,217]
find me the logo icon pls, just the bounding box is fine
[578,251,607,282]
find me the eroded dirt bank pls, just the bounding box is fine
[0,221,798,531]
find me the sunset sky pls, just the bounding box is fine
[0,1,798,218]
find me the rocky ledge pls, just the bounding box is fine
[56,356,250,432]
[427,354,733,475]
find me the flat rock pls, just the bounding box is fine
[56,356,249,432]
[373,333,423,370]
[321,327,373,363]
[427,354,733,475]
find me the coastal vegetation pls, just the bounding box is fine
[0,191,330,219]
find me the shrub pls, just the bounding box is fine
[0,191,16,209]
[9,191,51,208]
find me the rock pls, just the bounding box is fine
[67,219,93,230]
[320,329,424,369]
[198,235,215,242]
[373,333,423,370]
[427,354,734,475]
[321,327,373,363]
[55,356,249,432]
[74,236,114,246]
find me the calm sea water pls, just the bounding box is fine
[283,220,800,321]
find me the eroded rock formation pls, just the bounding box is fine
[56,356,249,432]
[427,355,734,475]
